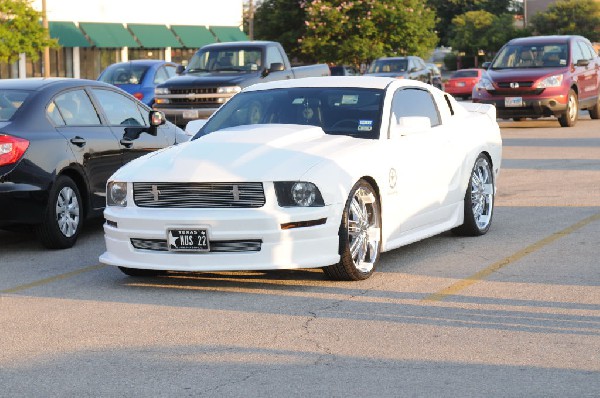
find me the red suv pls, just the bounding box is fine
[472,35,600,127]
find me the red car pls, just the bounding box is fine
[445,68,483,99]
[472,35,600,127]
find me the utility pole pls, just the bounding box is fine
[42,0,50,77]
[248,0,254,40]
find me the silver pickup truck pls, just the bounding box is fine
[154,41,330,128]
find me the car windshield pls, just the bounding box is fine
[187,48,263,73]
[194,87,384,139]
[451,70,479,78]
[491,43,568,69]
[0,90,30,121]
[368,59,408,74]
[99,64,149,85]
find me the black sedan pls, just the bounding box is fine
[0,78,187,249]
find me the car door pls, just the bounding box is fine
[90,88,171,164]
[571,39,595,103]
[384,87,455,237]
[575,40,599,104]
[50,88,123,210]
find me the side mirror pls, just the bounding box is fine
[389,116,431,139]
[176,65,186,75]
[269,62,285,72]
[150,110,166,127]
[576,59,590,67]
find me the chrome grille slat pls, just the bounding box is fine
[133,182,265,208]
[130,238,262,253]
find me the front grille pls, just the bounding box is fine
[133,182,265,208]
[130,238,262,252]
[497,81,534,88]
[170,87,218,95]
[171,97,220,105]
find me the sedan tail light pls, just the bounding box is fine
[0,135,30,167]
[132,92,144,101]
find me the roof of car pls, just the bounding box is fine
[0,78,109,91]
[242,76,430,91]
[508,35,585,45]
[105,60,176,68]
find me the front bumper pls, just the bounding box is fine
[100,204,342,272]
[472,90,568,119]
[153,107,220,127]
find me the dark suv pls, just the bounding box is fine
[472,35,600,127]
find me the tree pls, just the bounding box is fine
[301,0,438,66]
[427,0,515,46]
[0,0,57,64]
[449,11,522,67]
[252,0,307,63]
[529,0,600,42]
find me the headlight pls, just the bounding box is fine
[217,86,242,94]
[274,181,325,207]
[537,74,563,88]
[155,87,170,95]
[475,77,494,91]
[107,181,127,207]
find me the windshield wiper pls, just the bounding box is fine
[186,68,209,73]
[214,67,244,72]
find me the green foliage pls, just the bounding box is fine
[449,11,519,58]
[253,0,307,62]
[427,0,514,46]
[529,0,600,42]
[301,0,438,66]
[0,0,57,64]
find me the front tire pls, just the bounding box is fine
[558,89,578,127]
[37,175,83,249]
[452,154,494,236]
[323,179,381,281]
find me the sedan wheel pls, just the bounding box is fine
[559,89,578,127]
[37,175,83,249]
[452,154,494,236]
[324,179,381,281]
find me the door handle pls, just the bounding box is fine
[69,137,86,147]
[120,138,134,148]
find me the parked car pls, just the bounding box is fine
[426,63,443,90]
[329,65,359,76]
[365,56,431,83]
[445,68,484,99]
[472,35,600,127]
[100,76,502,281]
[0,78,187,249]
[98,60,180,106]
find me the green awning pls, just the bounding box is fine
[49,22,90,47]
[170,25,216,48]
[79,22,139,48]
[128,24,182,48]
[209,26,248,42]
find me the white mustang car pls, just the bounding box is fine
[100,76,502,281]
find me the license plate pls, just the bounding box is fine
[457,82,466,87]
[167,228,210,252]
[505,97,523,107]
[183,110,199,119]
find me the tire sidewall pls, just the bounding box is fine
[40,175,83,249]
[462,155,494,236]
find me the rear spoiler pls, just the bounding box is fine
[461,102,497,121]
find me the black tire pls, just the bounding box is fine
[588,94,600,119]
[512,117,524,122]
[37,175,83,249]
[118,267,166,277]
[452,154,494,236]
[558,89,578,127]
[323,179,381,281]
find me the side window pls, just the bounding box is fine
[53,89,101,126]
[579,41,594,60]
[571,41,584,64]
[266,46,285,68]
[92,88,147,126]
[165,65,177,78]
[390,88,441,128]
[153,66,169,85]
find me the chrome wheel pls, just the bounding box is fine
[470,157,493,230]
[346,185,381,273]
[567,93,578,122]
[55,186,80,238]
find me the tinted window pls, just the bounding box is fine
[188,48,263,72]
[391,88,440,127]
[153,66,169,84]
[100,64,148,85]
[492,43,568,68]
[92,89,147,126]
[0,90,30,121]
[53,89,101,126]
[165,65,177,78]
[196,87,384,140]
[368,59,408,73]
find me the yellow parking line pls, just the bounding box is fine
[1,264,108,294]
[424,212,600,302]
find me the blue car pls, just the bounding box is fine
[98,60,180,106]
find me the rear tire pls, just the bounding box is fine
[558,89,578,127]
[323,179,381,281]
[588,94,600,119]
[452,154,494,236]
[37,175,83,249]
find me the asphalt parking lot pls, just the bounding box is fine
[1,115,599,396]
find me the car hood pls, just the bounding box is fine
[160,72,259,88]
[486,67,567,82]
[112,124,362,183]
